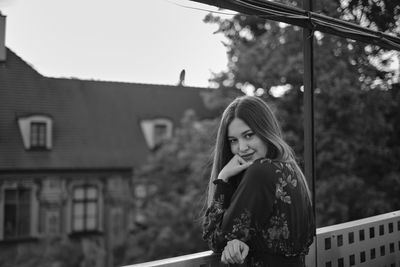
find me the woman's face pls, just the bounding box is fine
[227,117,268,162]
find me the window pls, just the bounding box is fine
[3,187,31,239]
[153,123,168,147]
[17,115,53,150]
[30,122,47,149]
[72,185,99,232]
[140,118,173,149]
[0,183,39,240]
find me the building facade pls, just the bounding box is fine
[0,13,217,267]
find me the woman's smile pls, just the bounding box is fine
[227,118,268,162]
[240,152,255,162]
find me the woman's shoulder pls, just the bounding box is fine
[250,158,288,172]
[259,157,291,168]
[243,158,284,184]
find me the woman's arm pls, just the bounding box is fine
[203,160,277,252]
[202,179,235,252]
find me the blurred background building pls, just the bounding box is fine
[0,14,217,267]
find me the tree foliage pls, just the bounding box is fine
[123,0,400,263]
[0,238,84,267]
[127,111,215,262]
[205,0,399,94]
[205,0,400,226]
[119,89,243,264]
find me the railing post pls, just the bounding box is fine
[303,0,316,266]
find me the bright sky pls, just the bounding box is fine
[0,0,234,87]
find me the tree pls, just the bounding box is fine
[121,89,241,264]
[205,0,399,94]
[0,237,84,267]
[205,0,400,226]
[119,1,400,262]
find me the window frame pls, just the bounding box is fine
[17,115,53,150]
[71,185,99,232]
[66,181,103,235]
[30,121,47,149]
[0,182,39,241]
[140,118,173,149]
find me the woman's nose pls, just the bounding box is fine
[238,141,249,152]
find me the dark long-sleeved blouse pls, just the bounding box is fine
[203,158,315,266]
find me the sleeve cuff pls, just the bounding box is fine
[212,179,234,208]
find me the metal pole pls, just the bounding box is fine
[303,0,316,266]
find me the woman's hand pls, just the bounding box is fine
[218,155,253,182]
[221,239,249,265]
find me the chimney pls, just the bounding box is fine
[0,12,6,62]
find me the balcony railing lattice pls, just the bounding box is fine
[123,210,400,267]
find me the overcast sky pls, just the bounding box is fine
[0,0,234,87]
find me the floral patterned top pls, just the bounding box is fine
[203,158,315,266]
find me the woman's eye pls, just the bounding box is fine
[244,133,254,139]
[229,139,237,144]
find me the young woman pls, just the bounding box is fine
[203,96,315,266]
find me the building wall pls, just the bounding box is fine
[0,170,134,267]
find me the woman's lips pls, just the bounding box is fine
[240,152,254,161]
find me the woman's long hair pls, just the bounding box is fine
[206,96,312,207]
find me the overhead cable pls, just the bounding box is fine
[190,0,400,50]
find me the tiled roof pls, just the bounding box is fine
[0,49,217,171]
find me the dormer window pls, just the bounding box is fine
[153,123,168,146]
[140,118,173,150]
[17,115,53,150]
[30,122,47,149]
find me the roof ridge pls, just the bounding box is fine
[45,76,214,90]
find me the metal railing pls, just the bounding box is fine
[123,210,400,267]
[315,210,400,267]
